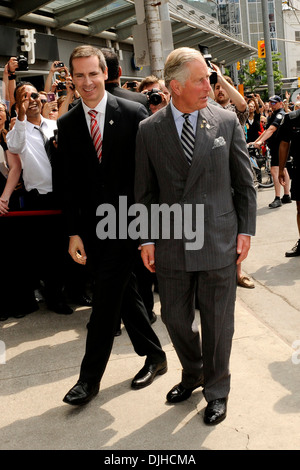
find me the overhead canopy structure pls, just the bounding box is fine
[0,0,257,66]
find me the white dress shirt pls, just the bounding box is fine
[170,99,198,137]
[81,91,107,139]
[6,116,57,194]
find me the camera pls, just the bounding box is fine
[56,82,66,90]
[47,92,56,102]
[16,55,28,71]
[55,62,64,68]
[198,45,217,85]
[146,88,162,106]
[127,81,137,89]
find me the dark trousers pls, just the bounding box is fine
[79,261,166,384]
[157,262,236,402]
[22,190,68,303]
[1,216,37,315]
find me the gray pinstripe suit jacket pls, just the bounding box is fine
[135,102,256,273]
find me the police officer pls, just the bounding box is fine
[278,109,300,257]
[253,95,291,208]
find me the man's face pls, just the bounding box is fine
[269,101,282,112]
[214,82,229,106]
[16,85,42,120]
[71,55,108,108]
[172,59,211,112]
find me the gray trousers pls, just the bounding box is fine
[156,262,237,402]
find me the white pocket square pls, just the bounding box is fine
[212,136,226,149]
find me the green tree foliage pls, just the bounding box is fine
[239,52,283,100]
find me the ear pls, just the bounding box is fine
[104,66,108,80]
[170,79,182,96]
[118,66,122,77]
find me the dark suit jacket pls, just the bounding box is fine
[105,82,148,107]
[57,92,148,264]
[135,103,257,272]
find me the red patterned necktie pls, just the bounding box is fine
[88,110,102,162]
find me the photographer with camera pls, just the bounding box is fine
[138,75,169,114]
[212,68,249,128]
[198,46,248,126]
[44,61,69,94]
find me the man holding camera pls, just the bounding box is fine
[138,75,169,114]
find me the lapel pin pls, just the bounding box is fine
[109,120,114,125]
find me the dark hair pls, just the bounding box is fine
[101,48,119,81]
[13,81,35,100]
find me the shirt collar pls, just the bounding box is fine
[82,91,108,117]
[170,99,198,122]
[26,115,48,134]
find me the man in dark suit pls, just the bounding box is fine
[101,48,157,327]
[135,47,256,424]
[58,45,167,406]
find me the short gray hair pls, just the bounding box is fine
[164,47,205,90]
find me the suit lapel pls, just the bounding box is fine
[183,105,218,197]
[155,105,190,176]
[101,93,121,169]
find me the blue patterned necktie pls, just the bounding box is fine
[181,113,195,165]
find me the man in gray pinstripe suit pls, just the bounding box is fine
[135,47,256,425]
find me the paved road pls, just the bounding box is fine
[0,187,299,451]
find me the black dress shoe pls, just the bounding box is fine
[63,380,100,406]
[131,360,167,389]
[203,397,228,425]
[47,302,73,315]
[0,314,8,322]
[166,378,204,403]
[285,239,300,257]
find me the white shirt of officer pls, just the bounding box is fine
[6,115,57,194]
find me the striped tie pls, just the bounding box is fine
[181,113,195,165]
[88,110,102,162]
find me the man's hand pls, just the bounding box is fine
[15,86,30,121]
[236,234,251,264]
[140,244,156,272]
[7,57,18,74]
[279,168,286,186]
[254,141,262,149]
[68,235,87,265]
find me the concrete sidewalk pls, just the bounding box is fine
[0,188,299,451]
